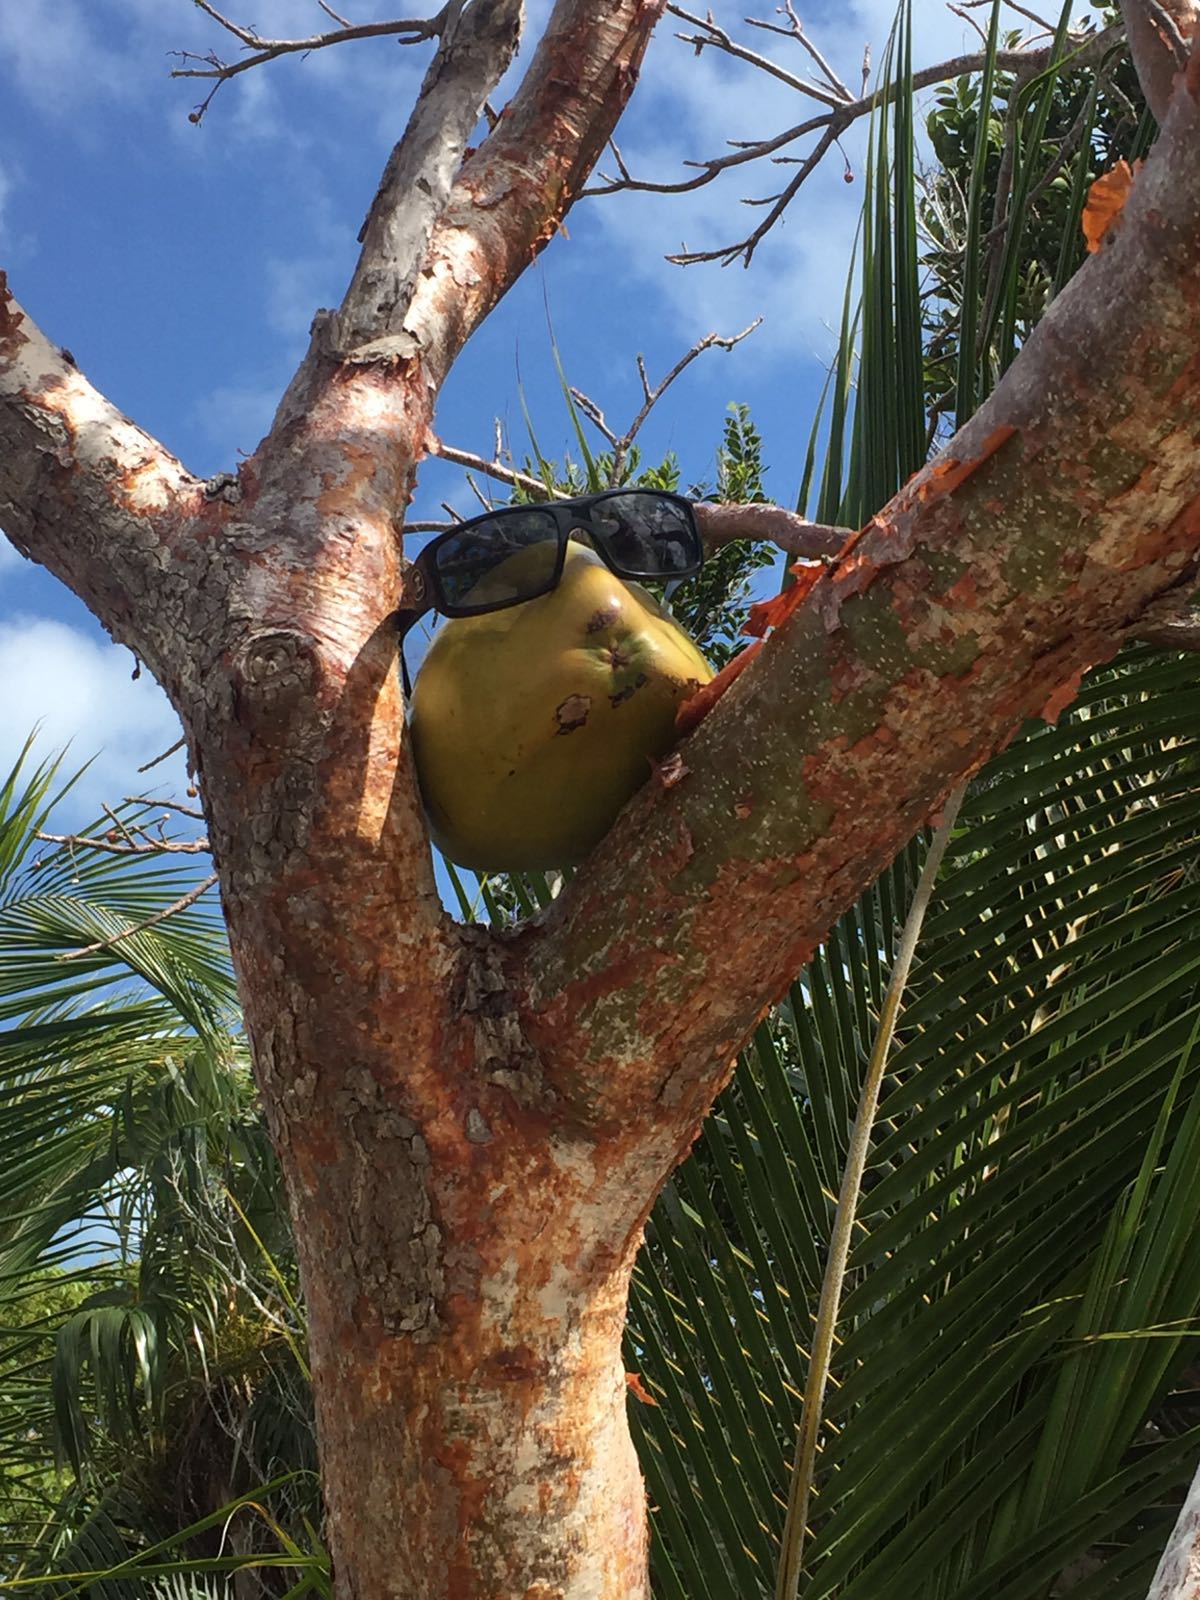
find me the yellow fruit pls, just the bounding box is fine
[409,541,712,871]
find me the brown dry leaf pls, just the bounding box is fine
[1083,161,1141,253]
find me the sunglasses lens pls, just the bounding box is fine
[587,494,700,577]
[433,509,560,610]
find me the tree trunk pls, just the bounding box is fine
[6,7,1200,1596]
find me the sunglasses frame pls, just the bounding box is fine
[395,488,704,692]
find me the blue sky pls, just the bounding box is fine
[0,0,980,825]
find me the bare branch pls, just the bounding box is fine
[331,0,522,358]
[126,794,207,821]
[568,388,619,447]
[694,501,849,560]
[610,321,761,480]
[428,438,559,500]
[429,435,849,559]
[138,736,187,773]
[666,4,844,106]
[172,5,447,123]
[745,3,853,101]
[668,123,840,267]
[0,279,205,678]
[58,873,220,961]
[36,830,211,857]
[584,23,1119,265]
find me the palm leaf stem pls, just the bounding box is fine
[774,782,967,1600]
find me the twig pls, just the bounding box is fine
[171,4,447,123]
[668,3,844,106]
[36,829,211,857]
[584,24,1116,266]
[568,388,619,448]
[694,502,849,559]
[125,795,206,821]
[775,782,968,1600]
[610,322,761,479]
[949,3,992,46]
[428,439,561,500]
[745,3,854,101]
[427,437,849,558]
[58,873,220,961]
[138,736,187,773]
[668,124,840,267]
[962,0,1063,31]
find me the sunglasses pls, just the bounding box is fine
[396,489,704,691]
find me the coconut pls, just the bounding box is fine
[409,540,712,871]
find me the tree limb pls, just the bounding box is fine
[171,5,448,124]
[1119,0,1199,119]
[1146,1454,1200,1599]
[398,0,669,390]
[427,436,850,558]
[333,0,522,357]
[0,276,206,679]
[585,22,1120,266]
[513,52,1200,1146]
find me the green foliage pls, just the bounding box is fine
[920,3,1151,434]
[0,744,316,1597]
[670,404,779,669]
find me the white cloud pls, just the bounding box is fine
[0,1,134,114]
[192,380,282,457]
[0,617,189,824]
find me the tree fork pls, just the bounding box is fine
[6,7,1200,1598]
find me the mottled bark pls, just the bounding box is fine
[4,11,1200,1600]
[1146,1457,1200,1599]
[1120,0,1200,120]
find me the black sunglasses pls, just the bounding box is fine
[396,489,704,691]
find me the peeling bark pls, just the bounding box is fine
[1120,0,1200,120]
[1146,1456,1200,1598]
[4,11,1200,1599]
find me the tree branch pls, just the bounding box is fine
[394,0,667,393]
[1119,0,1200,118]
[585,23,1120,266]
[1146,1455,1200,1599]
[332,0,522,358]
[0,277,206,679]
[59,874,220,960]
[610,321,761,481]
[171,5,448,124]
[513,53,1200,1146]
[428,436,849,559]
[694,501,848,560]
